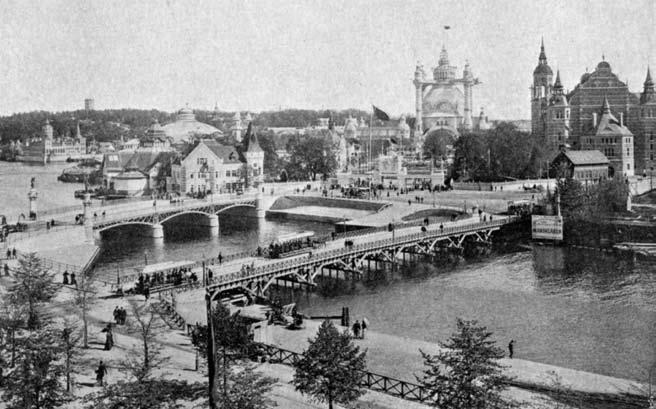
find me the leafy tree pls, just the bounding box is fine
[84,378,205,409]
[487,123,534,180]
[417,318,516,409]
[423,129,455,162]
[192,302,276,408]
[293,320,367,409]
[8,253,59,329]
[2,327,69,409]
[0,293,26,368]
[285,134,338,181]
[452,132,490,181]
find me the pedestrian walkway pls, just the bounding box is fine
[267,319,647,400]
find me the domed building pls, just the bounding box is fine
[531,39,656,175]
[162,106,223,144]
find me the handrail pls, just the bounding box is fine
[207,217,517,289]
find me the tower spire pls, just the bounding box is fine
[602,95,611,113]
[645,66,654,88]
[539,37,547,63]
[554,69,563,90]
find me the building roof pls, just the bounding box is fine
[115,169,148,180]
[559,150,609,165]
[595,96,633,137]
[161,107,222,144]
[182,140,242,164]
[102,151,134,172]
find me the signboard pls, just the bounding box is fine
[531,215,563,241]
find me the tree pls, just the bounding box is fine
[293,320,367,409]
[8,253,59,329]
[452,132,490,181]
[61,320,81,393]
[417,318,516,409]
[192,302,276,408]
[285,134,338,181]
[423,129,455,162]
[0,293,26,368]
[73,272,96,349]
[85,378,206,409]
[2,327,69,409]
[121,300,168,381]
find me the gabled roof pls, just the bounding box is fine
[559,150,609,165]
[595,97,633,137]
[182,140,242,164]
[123,151,177,173]
[102,151,133,172]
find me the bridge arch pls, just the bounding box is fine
[215,203,256,214]
[96,221,156,234]
[159,210,213,225]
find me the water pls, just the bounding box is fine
[0,161,83,219]
[1,161,656,382]
[292,247,656,382]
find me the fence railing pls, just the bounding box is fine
[258,343,429,402]
[207,217,517,288]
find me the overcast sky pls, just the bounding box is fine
[0,0,654,119]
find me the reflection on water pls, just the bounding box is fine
[291,246,656,382]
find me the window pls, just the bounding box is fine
[226,171,230,177]
[197,158,207,165]
[190,173,194,179]
[627,164,630,170]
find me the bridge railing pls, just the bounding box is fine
[208,217,518,288]
[91,194,259,226]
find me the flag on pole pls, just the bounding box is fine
[372,105,390,121]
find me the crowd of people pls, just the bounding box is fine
[268,237,314,259]
[134,268,199,294]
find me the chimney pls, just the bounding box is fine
[620,112,624,127]
[593,112,598,127]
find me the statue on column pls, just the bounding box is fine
[28,177,38,220]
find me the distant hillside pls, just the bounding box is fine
[0,107,373,144]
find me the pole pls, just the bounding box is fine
[205,290,216,409]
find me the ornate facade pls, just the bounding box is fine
[413,46,480,138]
[531,39,656,175]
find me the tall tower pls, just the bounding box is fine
[531,38,554,137]
[463,62,474,130]
[230,112,243,142]
[244,128,264,190]
[413,63,426,135]
[84,98,95,111]
[546,70,570,149]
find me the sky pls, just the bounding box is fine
[0,0,654,119]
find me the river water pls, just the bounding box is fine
[1,161,655,382]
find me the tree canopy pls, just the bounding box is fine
[417,318,516,409]
[293,320,367,409]
[285,134,338,181]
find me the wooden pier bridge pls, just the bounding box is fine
[203,216,520,299]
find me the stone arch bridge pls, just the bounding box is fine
[88,195,261,239]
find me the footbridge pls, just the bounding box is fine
[203,216,520,299]
[87,193,262,238]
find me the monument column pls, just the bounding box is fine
[28,177,38,220]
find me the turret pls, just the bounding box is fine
[244,125,264,189]
[43,119,54,140]
[462,61,474,130]
[641,67,655,105]
[414,62,425,135]
[231,112,243,142]
[532,38,554,137]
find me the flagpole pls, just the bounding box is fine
[369,110,373,173]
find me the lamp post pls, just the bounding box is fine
[143,250,148,265]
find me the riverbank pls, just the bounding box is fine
[266,319,647,406]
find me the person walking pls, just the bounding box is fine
[70,273,77,287]
[361,317,368,339]
[508,340,515,359]
[95,361,107,386]
[102,324,114,351]
[113,307,120,325]
[63,271,69,285]
[12,248,16,259]
[3,263,9,276]
[352,320,361,339]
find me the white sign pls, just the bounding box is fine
[531,215,564,241]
